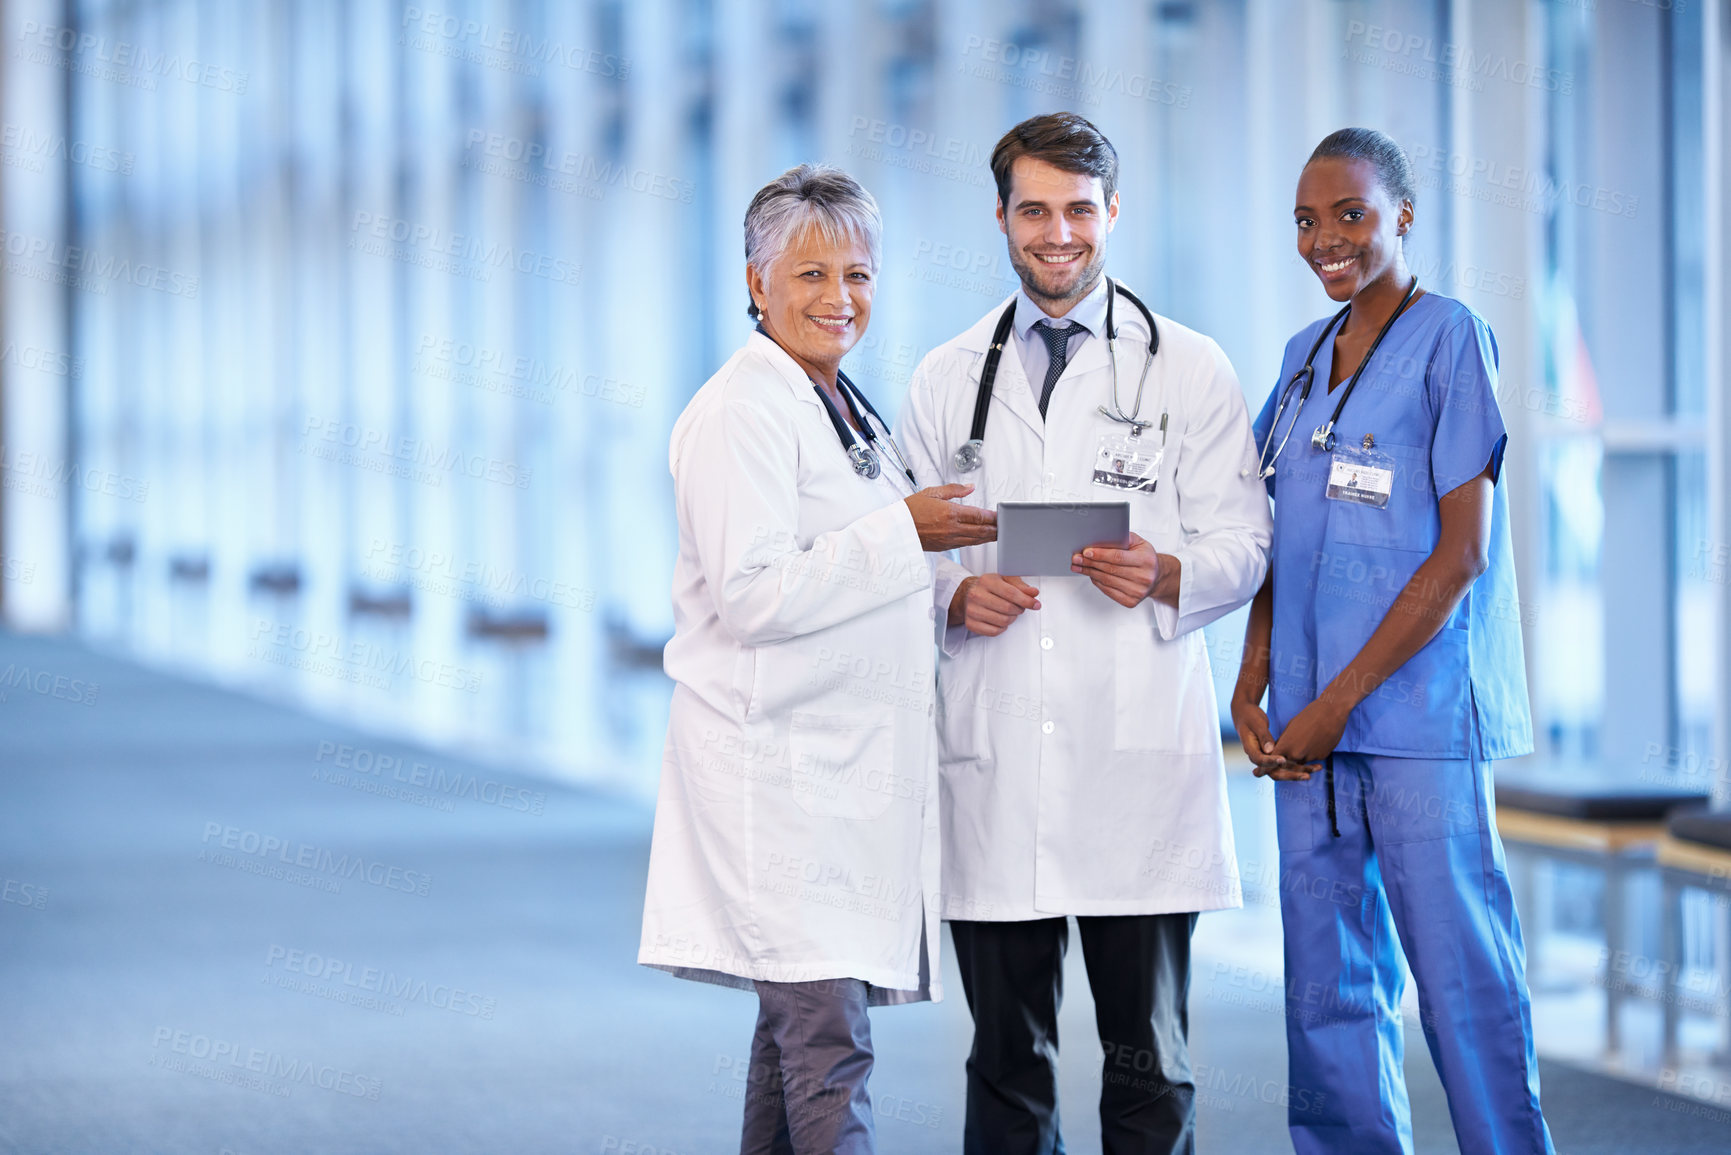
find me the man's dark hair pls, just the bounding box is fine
[1307,127,1417,209]
[990,112,1119,209]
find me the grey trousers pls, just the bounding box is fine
[740,978,876,1155]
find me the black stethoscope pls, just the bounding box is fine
[953,278,1163,473]
[755,323,915,485]
[818,371,916,485]
[1251,275,1421,479]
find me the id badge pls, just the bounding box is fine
[1092,432,1162,493]
[1325,441,1394,508]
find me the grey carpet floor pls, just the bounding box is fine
[1,630,1728,1154]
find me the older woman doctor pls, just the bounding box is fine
[639,165,995,1155]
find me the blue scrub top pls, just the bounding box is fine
[1251,292,1534,760]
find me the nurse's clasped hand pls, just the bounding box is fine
[1231,696,1314,782]
[904,483,999,551]
[1268,693,1351,770]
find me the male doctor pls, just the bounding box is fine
[896,113,1272,1155]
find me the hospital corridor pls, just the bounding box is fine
[4,1,1731,1153]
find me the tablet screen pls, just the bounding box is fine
[996,501,1131,577]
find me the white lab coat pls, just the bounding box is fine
[895,293,1272,921]
[639,330,944,1005]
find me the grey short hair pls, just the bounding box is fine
[743,164,883,319]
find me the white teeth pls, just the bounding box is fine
[1321,257,1354,272]
[1036,252,1080,264]
[810,317,849,329]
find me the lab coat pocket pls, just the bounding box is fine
[789,710,897,821]
[1326,442,1434,554]
[1114,617,1212,752]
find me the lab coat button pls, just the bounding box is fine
[1041,720,1055,735]
[1040,636,1054,650]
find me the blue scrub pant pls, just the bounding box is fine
[1274,748,1554,1155]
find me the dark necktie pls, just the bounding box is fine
[1036,320,1078,420]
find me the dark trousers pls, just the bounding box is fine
[949,914,1198,1155]
[740,978,876,1155]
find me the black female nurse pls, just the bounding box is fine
[1232,128,1554,1155]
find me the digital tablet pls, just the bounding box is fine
[996,501,1131,577]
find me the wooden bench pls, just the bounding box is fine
[1656,811,1731,1064]
[1494,773,1709,1057]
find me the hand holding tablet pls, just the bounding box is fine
[995,501,1131,577]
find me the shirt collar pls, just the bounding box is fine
[1013,275,1110,342]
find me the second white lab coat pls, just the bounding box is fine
[895,293,1271,921]
[639,331,944,1004]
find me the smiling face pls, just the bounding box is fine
[747,227,875,385]
[1293,156,1412,302]
[997,156,1118,314]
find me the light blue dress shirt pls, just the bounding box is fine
[1011,276,1110,403]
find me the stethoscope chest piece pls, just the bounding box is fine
[954,280,1162,477]
[848,443,881,480]
[1257,275,1419,475]
[953,438,983,473]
